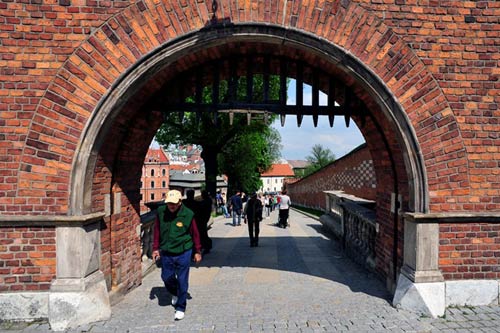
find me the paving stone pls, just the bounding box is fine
[1,210,500,332]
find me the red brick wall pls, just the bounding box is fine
[0,0,496,215]
[0,0,498,292]
[439,223,500,280]
[0,227,55,292]
[288,144,376,209]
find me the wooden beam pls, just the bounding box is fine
[263,56,270,103]
[195,69,202,122]
[344,87,351,127]
[212,61,220,125]
[246,56,253,103]
[296,61,303,127]
[162,103,348,115]
[312,68,319,127]
[328,77,336,127]
[280,58,287,127]
[228,58,237,105]
[279,58,287,106]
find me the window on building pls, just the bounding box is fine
[162,169,166,176]
[162,181,166,188]
[151,181,154,188]
[150,193,154,200]
[267,179,270,184]
[151,169,154,177]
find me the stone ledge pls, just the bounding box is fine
[0,212,105,227]
[0,292,49,321]
[404,212,500,224]
[394,276,500,318]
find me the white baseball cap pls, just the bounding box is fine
[165,190,182,204]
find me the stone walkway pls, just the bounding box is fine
[2,209,500,332]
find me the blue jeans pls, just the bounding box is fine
[232,209,241,226]
[221,205,230,217]
[160,249,192,312]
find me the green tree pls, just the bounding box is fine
[219,127,281,195]
[155,76,282,196]
[304,144,335,176]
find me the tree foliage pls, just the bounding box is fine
[219,127,281,194]
[303,144,335,176]
[155,75,282,196]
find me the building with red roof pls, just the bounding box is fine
[259,163,295,193]
[140,148,170,213]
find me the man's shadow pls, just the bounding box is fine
[149,287,191,306]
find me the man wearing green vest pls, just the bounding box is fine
[152,189,202,321]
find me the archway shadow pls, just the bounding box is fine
[150,219,392,305]
[149,287,192,307]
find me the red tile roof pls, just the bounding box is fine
[261,164,295,177]
[145,148,169,163]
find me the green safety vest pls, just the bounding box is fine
[157,204,194,254]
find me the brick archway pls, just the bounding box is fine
[4,0,495,329]
[71,24,435,295]
[10,0,466,217]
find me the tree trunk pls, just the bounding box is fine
[200,146,218,197]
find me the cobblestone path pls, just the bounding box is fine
[2,209,500,332]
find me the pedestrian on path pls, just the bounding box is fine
[216,190,230,217]
[278,190,291,228]
[152,190,202,321]
[182,189,212,254]
[243,192,263,247]
[229,190,243,226]
[197,190,213,254]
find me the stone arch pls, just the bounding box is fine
[11,1,470,302]
[70,26,428,214]
[14,0,468,218]
[2,0,480,328]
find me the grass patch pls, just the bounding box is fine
[292,205,324,218]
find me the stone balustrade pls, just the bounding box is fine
[320,190,377,270]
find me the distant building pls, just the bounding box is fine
[169,171,228,197]
[140,148,170,213]
[259,163,295,193]
[140,145,227,210]
[287,159,311,177]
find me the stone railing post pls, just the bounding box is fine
[393,213,445,318]
[400,215,444,283]
[49,213,111,331]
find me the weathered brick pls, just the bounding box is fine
[0,0,498,293]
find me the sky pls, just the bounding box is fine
[274,80,365,161]
[272,116,365,161]
[151,80,366,160]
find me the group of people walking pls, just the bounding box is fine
[227,190,292,245]
[152,188,291,321]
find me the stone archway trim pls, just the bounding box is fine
[12,0,468,216]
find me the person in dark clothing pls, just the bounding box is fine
[243,192,263,247]
[182,189,198,213]
[197,190,213,254]
[229,191,243,226]
[152,190,202,321]
[182,189,212,254]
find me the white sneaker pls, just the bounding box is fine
[171,295,178,306]
[174,310,184,320]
